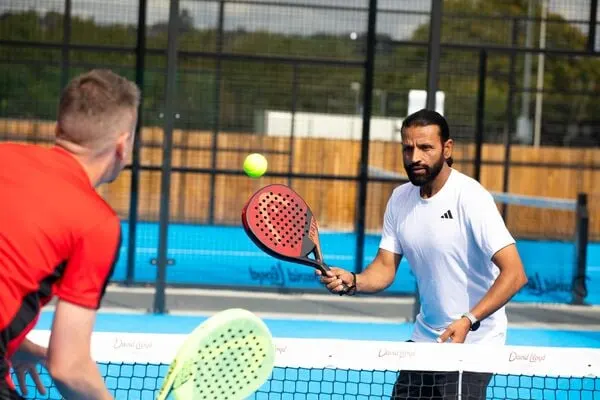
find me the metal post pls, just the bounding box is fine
[588,0,598,52]
[60,0,71,89]
[288,63,299,187]
[153,0,179,314]
[572,193,589,305]
[354,0,378,274]
[411,0,443,322]
[125,0,147,285]
[208,0,225,225]
[426,0,443,110]
[501,18,519,220]
[474,49,487,182]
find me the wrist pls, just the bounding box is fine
[461,312,480,331]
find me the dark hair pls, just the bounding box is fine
[401,109,453,166]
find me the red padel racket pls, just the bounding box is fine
[241,184,331,274]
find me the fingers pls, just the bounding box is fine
[31,368,46,395]
[437,328,452,343]
[16,369,27,396]
[315,268,350,294]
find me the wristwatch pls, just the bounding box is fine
[461,312,480,331]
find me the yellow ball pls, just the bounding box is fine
[243,153,268,178]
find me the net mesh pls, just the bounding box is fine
[11,330,600,400]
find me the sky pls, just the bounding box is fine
[0,0,595,41]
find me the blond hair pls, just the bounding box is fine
[56,69,141,151]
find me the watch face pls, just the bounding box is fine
[472,320,481,331]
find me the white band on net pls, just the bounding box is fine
[27,330,600,378]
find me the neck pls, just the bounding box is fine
[55,140,109,187]
[420,164,452,199]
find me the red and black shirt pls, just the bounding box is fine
[0,143,121,389]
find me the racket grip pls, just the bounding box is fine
[320,263,353,296]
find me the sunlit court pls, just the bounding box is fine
[2,0,600,399]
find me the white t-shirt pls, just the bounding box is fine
[379,169,515,344]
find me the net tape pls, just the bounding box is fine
[14,330,600,400]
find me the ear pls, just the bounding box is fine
[115,131,129,162]
[443,138,453,161]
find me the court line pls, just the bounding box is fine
[105,285,414,305]
[40,305,600,331]
[106,285,600,312]
[41,305,408,324]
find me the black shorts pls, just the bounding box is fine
[391,369,492,400]
[390,340,492,400]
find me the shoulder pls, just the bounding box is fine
[451,170,495,205]
[386,182,415,208]
[391,181,415,200]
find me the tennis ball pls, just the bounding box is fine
[243,153,268,178]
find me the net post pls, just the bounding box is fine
[153,0,180,314]
[426,0,443,111]
[125,0,147,286]
[572,192,589,305]
[354,0,378,274]
[474,49,487,182]
[501,18,519,220]
[588,0,598,53]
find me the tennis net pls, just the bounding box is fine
[15,330,600,399]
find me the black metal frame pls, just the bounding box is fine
[0,0,596,313]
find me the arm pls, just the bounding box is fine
[469,244,528,322]
[318,248,402,294]
[356,248,403,293]
[47,215,121,398]
[46,300,113,400]
[319,190,403,294]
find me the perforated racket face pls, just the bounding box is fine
[243,185,317,258]
[169,310,275,400]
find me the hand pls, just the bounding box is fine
[315,267,356,295]
[437,317,472,343]
[11,341,48,397]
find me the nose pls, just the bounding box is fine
[409,148,423,165]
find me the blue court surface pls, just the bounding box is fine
[36,310,600,348]
[115,222,600,305]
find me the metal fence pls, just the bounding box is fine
[0,0,598,311]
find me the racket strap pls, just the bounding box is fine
[341,272,357,296]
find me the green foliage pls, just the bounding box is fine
[0,0,597,145]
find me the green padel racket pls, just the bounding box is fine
[156,308,275,400]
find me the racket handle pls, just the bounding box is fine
[320,263,353,296]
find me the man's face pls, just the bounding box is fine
[401,124,449,186]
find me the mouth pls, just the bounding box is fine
[410,167,427,174]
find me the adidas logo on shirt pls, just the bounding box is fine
[441,210,453,219]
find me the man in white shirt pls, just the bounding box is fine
[318,109,528,399]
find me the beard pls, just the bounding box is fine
[405,155,445,186]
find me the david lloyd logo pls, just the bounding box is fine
[377,348,416,359]
[508,351,546,363]
[248,262,316,287]
[113,337,153,351]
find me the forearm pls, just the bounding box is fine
[51,359,113,400]
[470,269,528,322]
[356,261,397,293]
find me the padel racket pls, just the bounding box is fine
[241,184,350,288]
[156,308,275,400]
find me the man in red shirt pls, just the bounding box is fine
[0,69,140,399]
